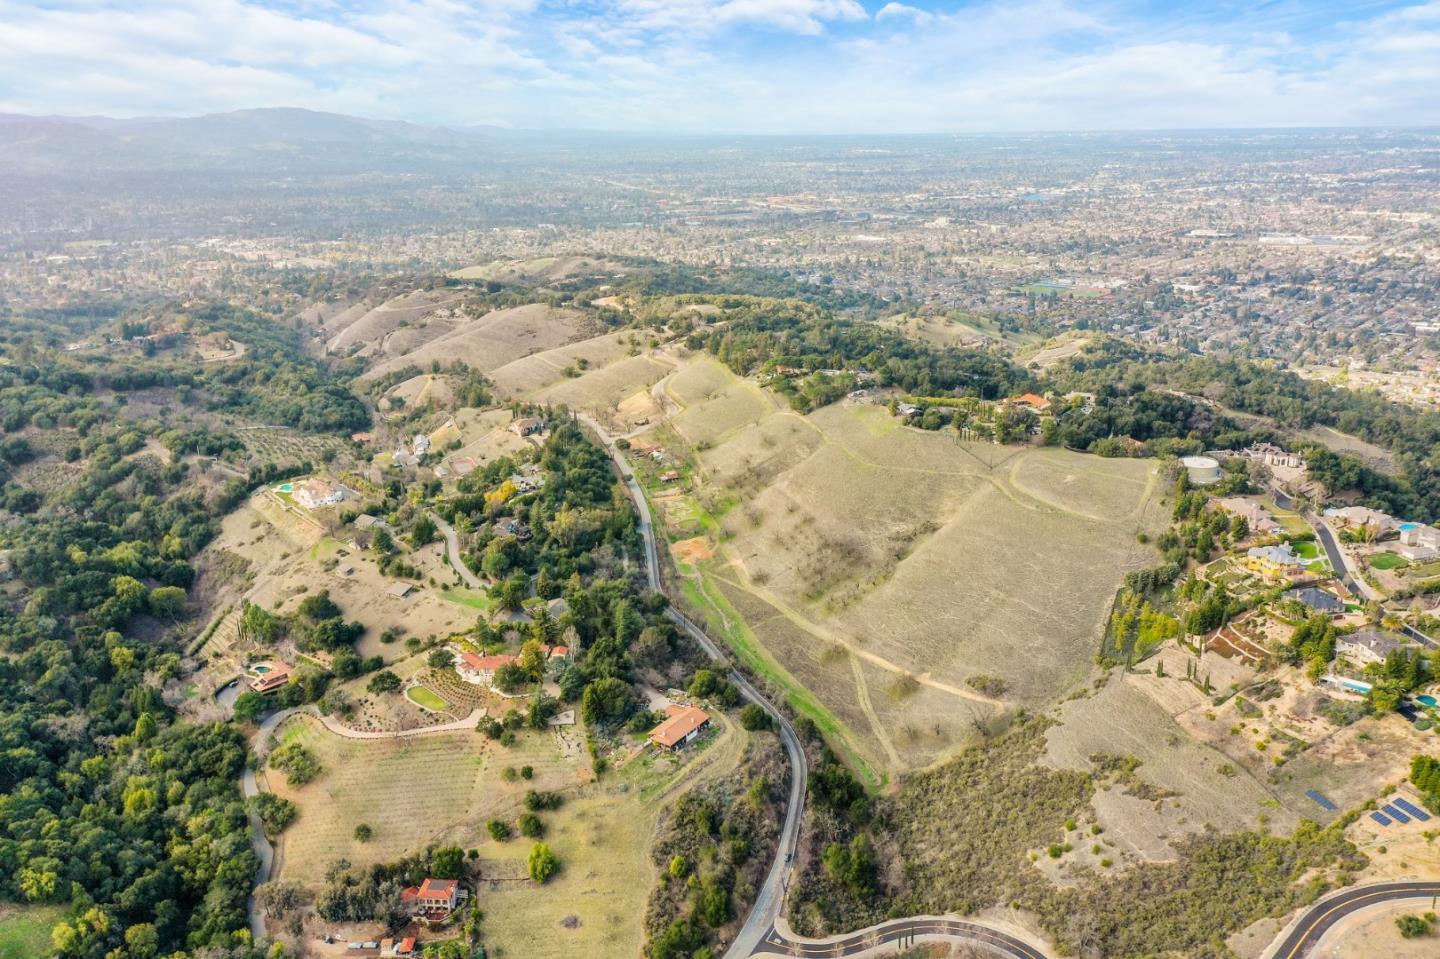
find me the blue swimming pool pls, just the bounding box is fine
[1417,694,1438,709]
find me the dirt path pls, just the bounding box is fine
[848,653,903,770]
[707,568,1004,713]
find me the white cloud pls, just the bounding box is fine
[875,3,932,25]
[0,0,1438,131]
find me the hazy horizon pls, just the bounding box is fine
[9,105,1440,139]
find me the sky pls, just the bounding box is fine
[1,0,1439,133]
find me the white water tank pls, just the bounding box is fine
[1181,455,1222,485]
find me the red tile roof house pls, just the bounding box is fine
[400,878,463,923]
[457,652,518,686]
[247,661,293,694]
[649,704,711,751]
[1010,392,1052,413]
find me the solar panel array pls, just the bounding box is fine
[1305,789,1338,811]
[1371,811,1392,826]
[1392,797,1431,822]
[1381,803,1412,823]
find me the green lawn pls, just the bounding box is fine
[1293,541,1319,559]
[440,588,492,611]
[0,903,65,959]
[406,685,448,711]
[1370,552,1409,570]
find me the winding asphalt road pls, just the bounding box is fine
[752,917,1050,959]
[1265,881,1440,959]
[429,509,483,588]
[581,414,811,959]
[241,706,298,940]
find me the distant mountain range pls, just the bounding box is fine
[0,107,518,173]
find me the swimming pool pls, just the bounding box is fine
[253,664,271,674]
[1418,694,1438,709]
[276,483,294,493]
[1323,676,1373,694]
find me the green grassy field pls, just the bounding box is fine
[0,904,65,959]
[1371,552,1409,570]
[405,685,448,711]
[1294,540,1320,559]
[439,587,492,610]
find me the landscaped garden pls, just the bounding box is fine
[405,684,449,712]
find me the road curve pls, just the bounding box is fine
[753,917,1050,959]
[1265,881,1440,959]
[429,509,483,588]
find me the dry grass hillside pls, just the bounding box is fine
[622,355,1166,775]
[360,303,596,382]
[326,288,473,357]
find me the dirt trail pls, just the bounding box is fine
[849,654,904,770]
[708,568,1003,713]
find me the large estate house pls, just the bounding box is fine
[400,878,462,922]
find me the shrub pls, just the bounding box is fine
[528,842,559,883]
[487,819,511,841]
[524,789,564,812]
[367,671,402,695]
[1396,913,1434,938]
[268,742,321,786]
[519,813,544,838]
[739,704,772,731]
[354,823,373,842]
[248,793,297,836]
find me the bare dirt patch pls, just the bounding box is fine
[671,536,713,564]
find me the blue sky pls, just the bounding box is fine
[1,0,1438,132]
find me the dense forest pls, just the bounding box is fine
[0,304,370,959]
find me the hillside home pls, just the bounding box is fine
[1238,442,1306,469]
[510,417,544,436]
[1282,586,1346,615]
[493,517,531,540]
[1324,506,1398,531]
[458,652,518,686]
[1214,497,1281,536]
[1337,630,1412,666]
[649,704,712,751]
[248,661,294,694]
[1396,524,1440,561]
[1009,392,1052,413]
[1245,544,1305,577]
[400,878,461,921]
[293,479,344,509]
